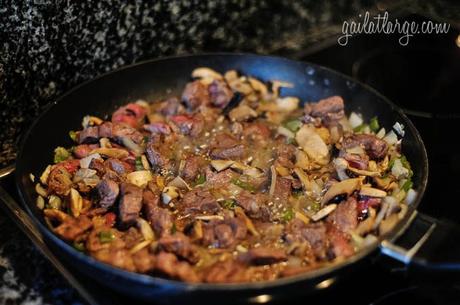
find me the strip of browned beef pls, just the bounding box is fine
[239,247,287,265]
[119,183,143,225]
[343,134,388,159]
[142,190,172,236]
[94,179,119,208]
[305,96,345,124]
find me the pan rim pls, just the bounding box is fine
[15,52,429,291]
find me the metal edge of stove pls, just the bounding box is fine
[0,168,100,305]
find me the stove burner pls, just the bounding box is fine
[352,48,460,117]
[370,285,460,305]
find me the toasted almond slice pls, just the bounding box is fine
[90,148,129,159]
[168,176,191,190]
[40,165,51,185]
[69,188,83,217]
[35,183,48,197]
[311,204,337,222]
[321,178,362,205]
[248,77,268,95]
[211,160,234,172]
[235,207,260,236]
[360,186,387,198]
[192,67,223,80]
[126,170,153,188]
[130,240,152,254]
[195,215,225,221]
[137,218,155,241]
[347,167,381,177]
[295,211,310,224]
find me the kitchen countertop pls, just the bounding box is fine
[1,1,459,304]
[0,0,389,168]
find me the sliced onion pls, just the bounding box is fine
[73,168,98,183]
[121,137,143,155]
[383,130,398,145]
[295,125,329,165]
[405,189,417,205]
[391,159,409,179]
[393,122,405,137]
[376,127,386,139]
[348,112,363,128]
[79,153,102,169]
[277,126,295,139]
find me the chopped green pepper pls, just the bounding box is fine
[286,137,297,145]
[221,199,237,209]
[98,230,115,243]
[283,119,302,132]
[308,201,321,213]
[194,174,206,186]
[388,157,396,169]
[231,178,256,193]
[401,180,413,192]
[53,147,70,163]
[281,208,295,222]
[135,156,144,171]
[400,155,413,177]
[69,130,78,142]
[353,124,367,133]
[369,116,379,132]
[73,241,85,252]
[171,223,177,234]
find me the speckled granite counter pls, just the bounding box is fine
[0,0,386,167]
[1,0,459,304]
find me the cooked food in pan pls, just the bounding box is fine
[33,67,415,283]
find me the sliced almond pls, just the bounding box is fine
[321,178,362,205]
[311,204,337,221]
[195,215,225,221]
[211,160,234,172]
[192,67,223,80]
[126,170,153,188]
[235,207,259,236]
[248,77,268,96]
[360,186,387,198]
[130,240,152,254]
[136,218,155,241]
[347,166,381,177]
[90,148,129,159]
[40,165,51,185]
[69,188,83,217]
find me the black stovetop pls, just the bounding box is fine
[1,14,459,305]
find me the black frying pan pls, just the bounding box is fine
[14,54,460,303]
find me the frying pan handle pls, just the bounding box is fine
[380,211,460,274]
